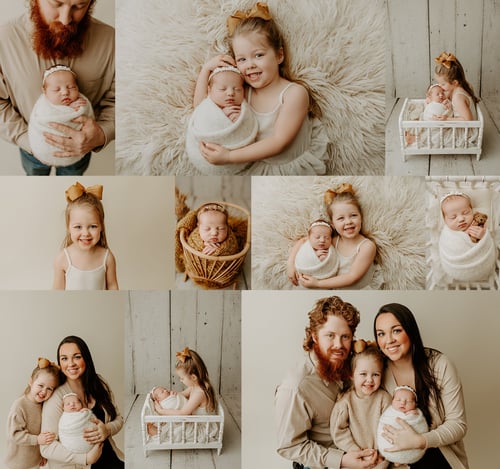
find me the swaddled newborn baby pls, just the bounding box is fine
[423,84,452,121]
[58,393,96,454]
[146,386,188,437]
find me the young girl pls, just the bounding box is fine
[288,183,377,289]
[195,2,328,175]
[153,347,218,417]
[5,358,60,469]
[330,340,391,469]
[433,52,479,121]
[53,181,118,290]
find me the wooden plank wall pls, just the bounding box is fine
[388,0,499,98]
[125,291,241,397]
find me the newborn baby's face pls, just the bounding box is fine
[392,389,417,412]
[208,71,245,108]
[43,70,79,106]
[199,211,229,244]
[63,395,83,412]
[309,225,333,251]
[441,196,474,231]
[428,85,445,103]
[153,387,171,402]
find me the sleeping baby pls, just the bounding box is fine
[185,66,258,175]
[58,393,96,454]
[423,84,452,121]
[146,386,187,437]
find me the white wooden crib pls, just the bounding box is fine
[141,392,224,457]
[426,176,500,290]
[399,98,484,161]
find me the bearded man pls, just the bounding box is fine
[0,0,114,175]
[275,295,380,469]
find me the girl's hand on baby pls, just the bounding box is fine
[84,417,110,444]
[432,114,448,121]
[204,54,237,73]
[37,431,56,445]
[287,265,299,286]
[298,274,319,288]
[200,141,230,165]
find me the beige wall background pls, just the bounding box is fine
[242,290,500,468]
[0,176,174,290]
[0,291,126,461]
[0,1,116,175]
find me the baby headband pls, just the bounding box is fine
[43,64,75,84]
[65,181,103,202]
[309,220,332,230]
[439,191,471,205]
[197,203,227,215]
[176,347,191,363]
[227,2,272,36]
[394,385,418,401]
[208,65,241,83]
[38,357,59,369]
[428,84,443,91]
[62,392,79,400]
[435,52,457,69]
[324,182,355,206]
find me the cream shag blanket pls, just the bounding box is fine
[58,409,95,453]
[28,93,94,166]
[116,0,385,175]
[295,242,339,279]
[185,98,257,174]
[439,226,496,282]
[377,407,428,464]
[252,176,427,290]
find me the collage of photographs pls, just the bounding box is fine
[0,1,499,468]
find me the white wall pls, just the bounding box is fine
[0,0,115,175]
[0,291,126,460]
[242,290,500,469]
[0,176,175,290]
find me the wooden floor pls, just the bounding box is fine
[386,97,500,175]
[125,394,241,469]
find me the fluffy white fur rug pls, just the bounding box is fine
[116,0,385,175]
[251,176,427,289]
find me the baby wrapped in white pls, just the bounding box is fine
[294,241,339,279]
[422,101,453,121]
[185,97,258,175]
[58,408,95,453]
[28,93,94,167]
[377,406,428,464]
[439,224,496,282]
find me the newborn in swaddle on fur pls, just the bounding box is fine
[186,66,257,175]
[295,220,339,279]
[377,386,428,465]
[438,192,496,282]
[58,393,96,454]
[28,65,95,167]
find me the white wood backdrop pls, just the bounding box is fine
[387,0,500,98]
[125,291,241,399]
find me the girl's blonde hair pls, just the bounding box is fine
[175,348,218,413]
[434,52,479,104]
[64,192,108,248]
[227,4,321,117]
[25,357,60,395]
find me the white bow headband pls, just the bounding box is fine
[440,191,471,205]
[208,65,241,83]
[43,65,75,85]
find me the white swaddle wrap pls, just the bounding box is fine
[185,97,257,175]
[58,409,95,453]
[423,101,452,121]
[377,407,428,464]
[28,93,94,166]
[295,241,339,279]
[439,225,496,282]
[159,393,187,411]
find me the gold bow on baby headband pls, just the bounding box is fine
[227,2,272,36]
[324,183,355,206]
[176,347,191,363]
[435,52,457,69]
[65,181,103,202]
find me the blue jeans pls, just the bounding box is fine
[20,148,91,176]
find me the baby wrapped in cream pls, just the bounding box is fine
[185,66,257,175]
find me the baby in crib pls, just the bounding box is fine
[423,84,452,121]
[438,192,496,282]
[377,386,428,465]
[146,386,187,436]
[186,65,258,174]
[188,203,239,256]
[293,219,339,280]
[58,393,96,454]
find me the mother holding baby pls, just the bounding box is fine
[40,335,124,468]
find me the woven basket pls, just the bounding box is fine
[180,202,250,289]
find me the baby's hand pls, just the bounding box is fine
[37,431,56,445]
[69,98,87,111]
[222,105,241,122]
[316,249,329,261]
[202,242,220,255]
[466,224,486,241]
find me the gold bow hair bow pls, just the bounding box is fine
[227,2,272,36]
[435,52,457,69]
[65,181,103,202]
[38,357,59,369]
[176,347,191,363]
[324,183,355,206]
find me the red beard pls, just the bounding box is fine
[313,342,351,383]
[30,1,93,59]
